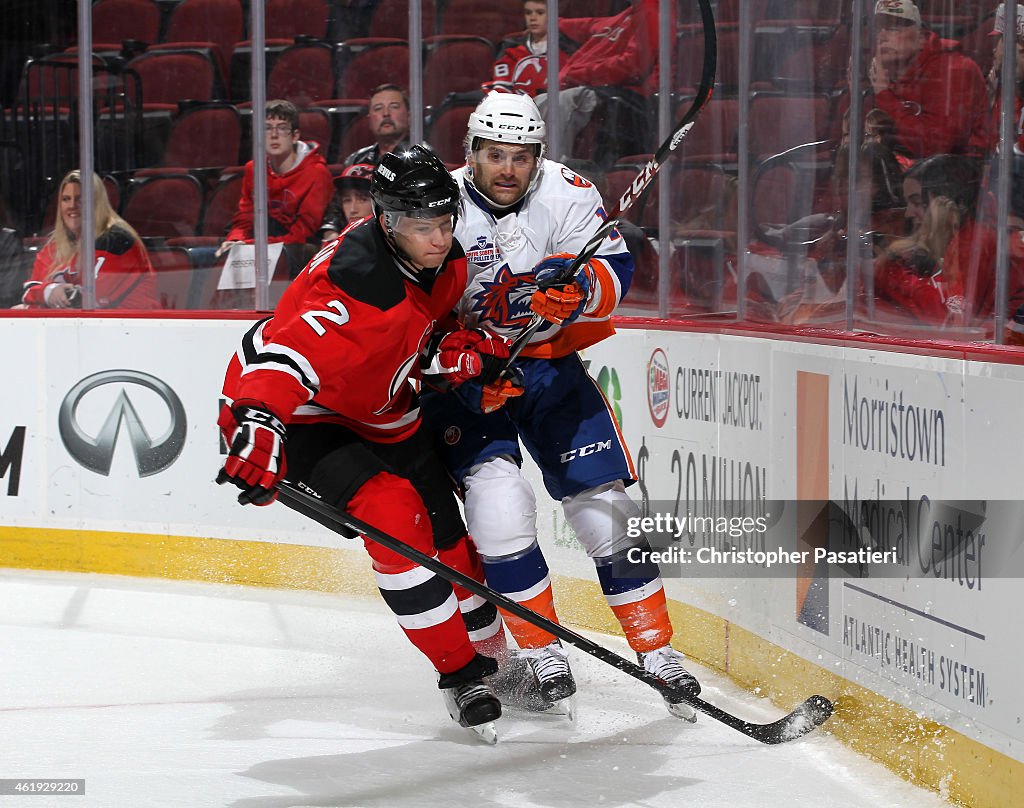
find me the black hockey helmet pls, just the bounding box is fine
[370,144,459,220]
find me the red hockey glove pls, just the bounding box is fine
[436,328,512,385]
[216,403,287,506]
[530,253,594,325]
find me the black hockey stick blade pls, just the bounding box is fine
[689,692,834,745]
[273,479,834,744]
[500,0,718,375]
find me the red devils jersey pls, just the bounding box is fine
[221,219,468,442]
[22,225,158,309]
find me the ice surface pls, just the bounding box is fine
[0,570,952,808]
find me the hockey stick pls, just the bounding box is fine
[498,0,720,372]
[275,479,834,744]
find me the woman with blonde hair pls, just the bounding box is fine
[19,170,158,309]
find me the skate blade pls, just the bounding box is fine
[544,694,577,721]
[468,721,498,744]
[666,699,698,723]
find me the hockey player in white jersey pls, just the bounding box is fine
[420,91,700,716]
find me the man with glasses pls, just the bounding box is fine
[216,99,333,276]
[420,91,702,718]
[869,0,988,158]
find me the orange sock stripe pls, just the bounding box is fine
[498,585,559,649]
[610,589,673,654]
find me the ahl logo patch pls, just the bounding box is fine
[444,426,461,445]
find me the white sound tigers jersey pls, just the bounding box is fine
[452,159,634,359]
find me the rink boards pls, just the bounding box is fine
[0,313,1022,806]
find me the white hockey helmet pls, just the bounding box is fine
[465,91,546,154]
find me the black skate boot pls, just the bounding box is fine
[521,641,576,702]
[487,642,576,717]
[637,644,700,722]
[439,653,502,742]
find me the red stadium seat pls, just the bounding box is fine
[265,0,330,40]
[126,49,220,111]
[298,107,334,159]
[423,35,495,108]
[149,246,196,309]
[603,162,649,225]
[677,23,738,94]
[92,0,161,46]
[122,174,205,239]
[367,0,437,38]
[163,0,244,89]
[748,92,837,160]
[158,102,242,169]
[641,161,731,232]
[199,167,245,238]
[336,39,409,101]
[336,110,374,162]
[425,92,482,165]
[228,39,292,104]
[267,41,337,108]
[439,0,522,42]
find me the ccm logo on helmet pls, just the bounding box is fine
[428,197,453,207]
[498,123,526,131]
[377,165,397,181]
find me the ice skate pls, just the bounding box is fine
[489,642,577,717]
[638,645,700,722]
[439,653,502,743]
[522,641,576,702]
[486,649,572,716]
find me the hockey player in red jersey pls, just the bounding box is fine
[216,145,518,734]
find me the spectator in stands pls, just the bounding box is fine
[872,154,1009,327]
[868,0,989,158]
[319,162,375,246]
[216,99,333,277]
[483,0,580,97]
[344,84,410,166]
[16,169,157,310]
[533,0,660,160]
[986,2,1024,153]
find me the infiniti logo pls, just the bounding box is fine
[58,370,187,477]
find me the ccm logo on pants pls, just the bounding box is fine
[560,440,612,463]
